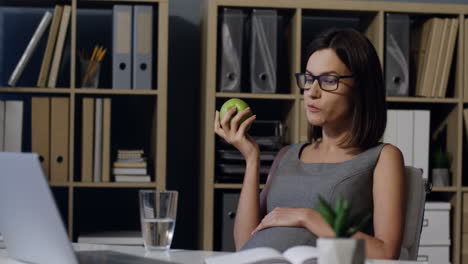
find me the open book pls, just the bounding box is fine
[205,246,317,264]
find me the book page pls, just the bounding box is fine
[205,247,290,264]
[283,246,318,264]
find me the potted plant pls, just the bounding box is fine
[432,149,450,186]
[317,196,371,264]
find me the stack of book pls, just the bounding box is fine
[112,150,150,182]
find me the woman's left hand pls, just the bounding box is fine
[251,207,311,235]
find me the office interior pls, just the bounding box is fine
[1,0,468,263]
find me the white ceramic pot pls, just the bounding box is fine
[432,168,450,186]
[317,238,365,264]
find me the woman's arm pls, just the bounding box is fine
[234,145,289,250]
[352,144,405,259]
[214,107,260,249]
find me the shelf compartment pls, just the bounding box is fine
[301,9,381,70]
[0,5,71,88]
[74,95,157,183]
[76,2,159,90]
[215,7,296,95]
[72,187,151,241]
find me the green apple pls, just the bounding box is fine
[219,98,253,129]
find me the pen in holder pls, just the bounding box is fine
[79,45,107,88]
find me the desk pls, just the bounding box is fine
[0,243,427,264]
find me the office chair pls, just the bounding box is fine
[399,166,431,260]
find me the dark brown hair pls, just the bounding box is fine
[306,27,386,150]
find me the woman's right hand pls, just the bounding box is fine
[214,107,259,161]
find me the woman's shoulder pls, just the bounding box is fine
[374,143,405,171]
[379,143,404,161]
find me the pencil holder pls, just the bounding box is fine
[80,58,101,88]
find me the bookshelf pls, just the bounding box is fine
[0,0,168,241]
[200,0,468,263]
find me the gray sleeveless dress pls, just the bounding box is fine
[241,143,386,252]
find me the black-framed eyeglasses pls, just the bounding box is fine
[294,73,353,92]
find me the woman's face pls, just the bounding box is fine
[303,48,354,129]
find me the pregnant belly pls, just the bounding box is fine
[240,226,318,253]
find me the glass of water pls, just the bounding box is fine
[139,190,178,251]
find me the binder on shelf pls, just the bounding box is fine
[419,18,443,97]
[8,11,52,87]
[132,5,153,90]
[463,109,468,139]
[101,98,112,182]
[31,97,51,179]
[465,19,468,101]
[219,8,244,93]
[37,5,63,88]
[4,101,23,152]
[413,18,432,97]
[431,18,450,98]
[93,98,103,182]
[396,110,414,166]
[50,97,69,183]
[113,5,132,90]
[384,13,409,97]
[250,9,277,94]
[221,192,239,251]
[438,18,458,98]
[0,100,4,151]
[413,110,430,180]
[383,109,398,146]
[48,5,71,88]
[81,97,94,183]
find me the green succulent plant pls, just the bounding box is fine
[318,195,371,238]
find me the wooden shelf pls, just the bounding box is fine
[216,92,296,100]
[0,87,71,94]
[81,0,167,3]
[214,183,265,189]
[431,186,459,192]
[73,182,157,188]
[49,182,71,187]
[386,96,460,103]
[75,89,158,95]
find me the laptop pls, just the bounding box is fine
[0,152,174,264]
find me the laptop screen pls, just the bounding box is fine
[0,152,78,264]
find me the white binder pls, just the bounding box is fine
[4,100,24,152]
[250,9,277,93]
[113,5,132,90]
[384,13,410,97]
[93,98,103,182]
[132,5,153,90]
[396,110,414,166]
[413,110,430,180]
[219,8,244,93]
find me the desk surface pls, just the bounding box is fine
[0,243,427,264]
